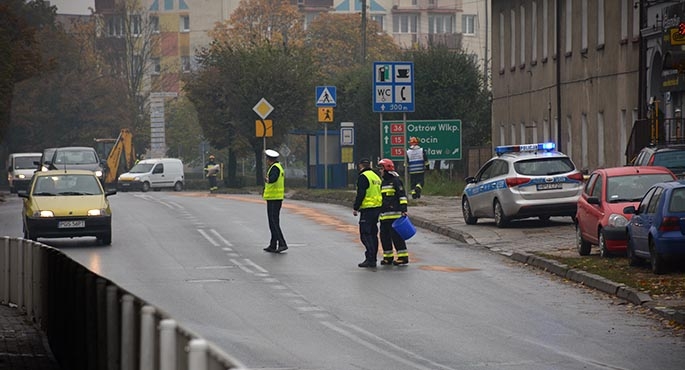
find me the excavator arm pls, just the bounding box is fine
[103,129,136,185]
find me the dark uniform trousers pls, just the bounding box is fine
[267,199,286,248]
[359,207,381,262]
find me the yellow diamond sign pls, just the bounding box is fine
[253,98,274,119]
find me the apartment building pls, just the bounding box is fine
[491,0,641,170]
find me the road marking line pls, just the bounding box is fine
[243,259,268,273]
[211,229,234,247]
[197,229,219,246]
[229,259,253,273]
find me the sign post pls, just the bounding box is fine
[316,86,336,189]
[253,98,274,177]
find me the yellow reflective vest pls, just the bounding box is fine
[263,162,285,200]
[359,170,382,209]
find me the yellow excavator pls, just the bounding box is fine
[95,129,136,189]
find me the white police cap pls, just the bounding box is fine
[265,149,280,158]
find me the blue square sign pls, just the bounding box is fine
[316,86,336,107]
[373,62,414,113]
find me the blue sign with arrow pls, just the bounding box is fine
[373,62,414,113]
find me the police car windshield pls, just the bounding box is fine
[513,157,575,176]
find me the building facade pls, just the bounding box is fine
[491,0,641,170]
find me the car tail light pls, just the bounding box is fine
[659,216,680,232]
[567,172,585,181]
[506,177,531,187]
[648,156,655,165]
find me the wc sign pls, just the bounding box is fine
[373,61,414,113]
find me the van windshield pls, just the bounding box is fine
[14,156,41,169]
[129,163,154,173]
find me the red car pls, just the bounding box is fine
[575,166,676,257]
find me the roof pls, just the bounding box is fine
[36,169,99,176]
[593,166,675,176]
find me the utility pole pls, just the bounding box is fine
[361,0,367,63]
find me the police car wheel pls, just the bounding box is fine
[493,200,508,228]
[462,198,478,225]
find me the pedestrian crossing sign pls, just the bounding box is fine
[316,86,336,107]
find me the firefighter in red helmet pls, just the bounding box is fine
[377,158,409,265]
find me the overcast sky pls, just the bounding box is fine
[49,0,94,15]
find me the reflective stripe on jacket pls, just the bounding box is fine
[379,173,408,221]
[263,162,285,200]
[407,147,427,174]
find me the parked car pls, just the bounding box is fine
[7,152,41,193]
[632,144,685,178]
[575,166,676,257]
[623,180,685,274]
[18,170,116,245]
[461,142,584,227]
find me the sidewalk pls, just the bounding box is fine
[406,195,685,326]
[0,304,60,370]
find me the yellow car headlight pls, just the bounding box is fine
[34,210,54,218]
[88,209,107,216]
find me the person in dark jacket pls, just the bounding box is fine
[204,155,219,192]
[353,158,382,268]
[377,158,409,265]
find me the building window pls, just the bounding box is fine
[597,0,605,47]
[597,112,605,166]
[150,15,159,33]
[430,14,454,34]
[499,12,505,73]
[180,15,190,32]
[462,15,475,35]
[632,0,640,41]
[151,58,160,74]
[131,14,142,36]
[581,113,588,168]
[510,9,516,70]
[371,15,384,31]
[393,14,418,34]
[181,56,191,73]
[520,5,525,67]
[565,0,572,55]
[532,1,537,64]
[106,15,124,37]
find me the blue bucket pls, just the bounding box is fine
[392,216,417,240]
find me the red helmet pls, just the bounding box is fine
[377,158,395,171]
[409,137,419,145]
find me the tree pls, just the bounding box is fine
[306,13,400,77]
[0,0,56,144]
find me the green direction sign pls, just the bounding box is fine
[382,120,462,160]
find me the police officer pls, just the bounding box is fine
[204,154,219,192]
[353,158,382,268]
[263,149,288,253]
[406,137,429,199]
[377,158,409,265]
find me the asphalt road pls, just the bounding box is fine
[1,191,683,370]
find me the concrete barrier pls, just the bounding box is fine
[0,236,249,370]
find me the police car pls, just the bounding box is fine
[461,143,584,227]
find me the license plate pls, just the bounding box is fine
[536,183,562,191]
[58,220,85,228]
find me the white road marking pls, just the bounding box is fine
[197,229,220,246]
[211,229,234,247]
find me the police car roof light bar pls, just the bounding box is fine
[495,142,556,156]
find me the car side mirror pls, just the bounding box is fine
[623,205,636,214]
[465,176,476,184]
[587,196,600,205]
[17,191,29,199]
[105,190,117,197]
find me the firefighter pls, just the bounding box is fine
[406,137,429,199]
[353,158,382,268]
[204,154,219,192]
[377,158,409,265]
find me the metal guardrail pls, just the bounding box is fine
[0,236,249,370]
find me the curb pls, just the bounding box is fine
[412,214,685,326]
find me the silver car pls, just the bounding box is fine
[462,143,584,227]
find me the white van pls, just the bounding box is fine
[7,152,42,193]
[117,158,184,192]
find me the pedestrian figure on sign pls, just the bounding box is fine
[263,149,288,253]
[353,158,382,268]
[377,158,409,265]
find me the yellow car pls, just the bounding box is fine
[18,170,116,245]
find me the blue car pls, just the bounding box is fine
[623,180,685,274]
